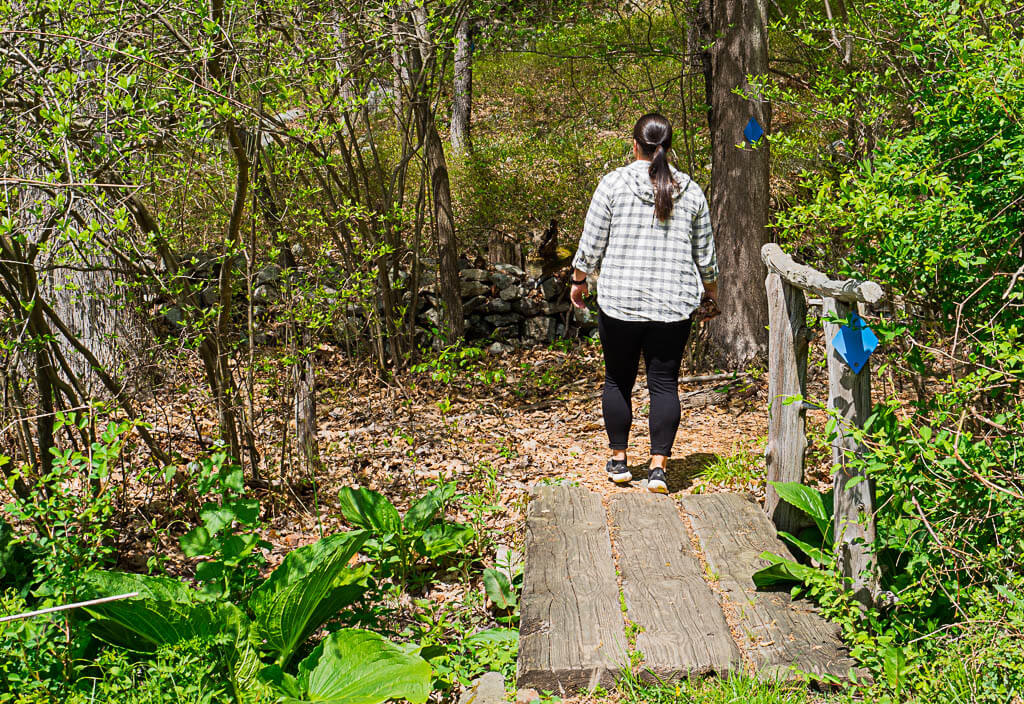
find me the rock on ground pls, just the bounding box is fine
[458,672,506,704]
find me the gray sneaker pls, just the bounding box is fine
[606,459,632,484]
[647,468,668,494]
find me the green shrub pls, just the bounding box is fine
[338,482,474,593]
[769,1,1024,698]
[0,592,66,702]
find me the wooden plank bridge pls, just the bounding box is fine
[517,246,883,693]
[516,485,860,692]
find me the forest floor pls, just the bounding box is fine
[127,334,857,702]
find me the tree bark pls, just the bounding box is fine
[699,0,771,369]
[450,16,472,155]
[408,6,464,342]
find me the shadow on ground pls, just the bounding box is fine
[665,452,718,492]
[627,452,718,493]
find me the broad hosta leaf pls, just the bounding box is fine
[83,571,229,647]
[81,571,260,691]
[282,629,431,704]
[466,628,518,649]
[222,605,262,694]
[777,530,831,567]
[482,569,515,610]
[403,483,456,533]
[249,531,370,666]
[769,481,833,541]
[751,551,824,588]
[416,523,473,559]
[83,570,196,607]
[338,487,401,534]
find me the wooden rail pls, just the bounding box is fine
[761,243,881,607]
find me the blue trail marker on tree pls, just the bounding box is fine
[830,312,878,374]
[743,116,764,145]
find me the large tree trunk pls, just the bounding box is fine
[450,16,472,155]
[409,6,464,342]
[698,0,770,368]
[424,123,463,341]
[38,244,144,394]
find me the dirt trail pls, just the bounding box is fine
[137,344,775,567]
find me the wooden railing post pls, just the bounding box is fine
[823,297,878,607]
[764,272,810,533]
[761,244,883,608]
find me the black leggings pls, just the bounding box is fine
[598,310,692,457]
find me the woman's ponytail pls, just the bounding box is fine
[633,113,675,221]
[649,143,672,221]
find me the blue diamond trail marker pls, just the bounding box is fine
[831,313,878,374]
[744,117,765,145]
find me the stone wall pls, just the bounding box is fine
[414,263,599,354]
[157,254,599,353]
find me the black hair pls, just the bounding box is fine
[632,113,674,221]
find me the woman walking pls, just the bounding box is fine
[570,113,719,494]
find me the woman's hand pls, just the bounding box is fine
[695,280,721,321]
[570,281,588,309]
[570,268,590,309]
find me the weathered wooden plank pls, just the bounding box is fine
[517,485,627,694]
[682,493,861,682]
[761,244,883,304]
[822,297,879,607]
[609,494,741,680]
[764,273,811,533]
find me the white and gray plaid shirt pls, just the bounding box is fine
[572,160,718,322]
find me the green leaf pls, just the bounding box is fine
[777,531,830,566]
[403,483,456,533]
[260,665,303,699]
[465,628,518,649]
[231,499,261,525]
[194,560,225,582]
[482,569,516,610]
[338,487,401,534]
[249,531,370,666]
[769,481,832,540]
[82,570,195,605]
[751,551,823,588]
[221,533,261,566]
[222,465,245,493]
[417,523,474,559]
[281,629,431,704]
[200,503,237,534]
[180,526,213,557]
[81,571,260,691]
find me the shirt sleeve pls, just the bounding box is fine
[572,175,614,273]
[692,191,718,283]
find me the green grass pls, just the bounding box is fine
[698,446,764,490]
[616,670,839,704]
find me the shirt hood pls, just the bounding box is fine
[619,160,692,205]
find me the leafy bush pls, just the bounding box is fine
[768,1,1024,698]
[338,483,474,592]
[81,529,431,704]
[0,592,66,702]
[3,414,135,601]
[178,451,269,600]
